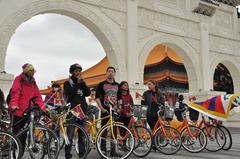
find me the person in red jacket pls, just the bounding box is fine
[8,63,46,155]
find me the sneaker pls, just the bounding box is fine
[152,145,157,152]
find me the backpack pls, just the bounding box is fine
[6,78,24,105]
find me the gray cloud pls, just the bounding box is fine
[6,14,105,89]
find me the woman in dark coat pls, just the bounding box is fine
[141,80,164,130]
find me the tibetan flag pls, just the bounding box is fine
[70,104,86,120]
[187,94,240,121]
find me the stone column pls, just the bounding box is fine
[200,20,211,91]
[126,0,146,103]
[126,0,139,85]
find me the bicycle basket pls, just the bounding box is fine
[133,105,147,118]
[164,106,174,121]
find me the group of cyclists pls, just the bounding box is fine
[0,62,231,159]
[0,63,168,158]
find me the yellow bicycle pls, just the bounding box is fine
[80,102,135,159]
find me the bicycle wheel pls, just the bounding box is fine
[202,126,226,152]
[132,126,152,157]
[181,126,207,153]
[60,123,89,159]
[154,126,182,155]
[0,130,23,159]
[17,125,60,159]
[96,123,135,159]
[218,125,232,151]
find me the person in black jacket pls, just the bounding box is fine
[141,80,164,131]
[64,63,90,159]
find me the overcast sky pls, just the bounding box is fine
[6,14,105,89]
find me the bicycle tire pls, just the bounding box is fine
[0,130,23,159]
[17,124,60,159]
[96,123,135,159]
[132,126,152,158]
[181,126,207,153]
[218,125,232,151]
[202,126,226,152]
[154,126,182,155]
[61,123,90,159]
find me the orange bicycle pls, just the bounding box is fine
[152,104,182,155]
[121,105,152,158]
[194,114,226,152]
[173,107,207,153]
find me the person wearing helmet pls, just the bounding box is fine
[64,63,90,159]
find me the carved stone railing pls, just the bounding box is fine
[193,0,219,16]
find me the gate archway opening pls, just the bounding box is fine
[213,63,234,94]
[5,13,106,89]
[143,44,189,106]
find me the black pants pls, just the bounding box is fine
[146,115,158,131]
[100,112,110,152]
[118,115,131,139]
[12,115,29,157]
[118,115,131,128]
[65,116,87,159]
[100,111,119,155]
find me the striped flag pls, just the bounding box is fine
[187,94,240,121]
[71,104,86,120]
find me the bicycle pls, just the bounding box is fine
[83,99,135,159]
[193,114,226,152]
[16,96,60,159]
[151,104,182,155]
[173,107,207,153]
[0,106,23,159]
[211,119,232,151]
[44,103,89,159]
[122,105,152,158]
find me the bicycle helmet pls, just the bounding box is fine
[69,63,82,74]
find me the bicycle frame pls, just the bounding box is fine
[173,110,200,138]
[45,105,76,145]
[152,116,173,138]
[123,116,149,141]
[85,104,123,145]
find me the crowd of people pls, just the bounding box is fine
[0,62,188,159]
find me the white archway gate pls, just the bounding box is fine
[1,1,240,125]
